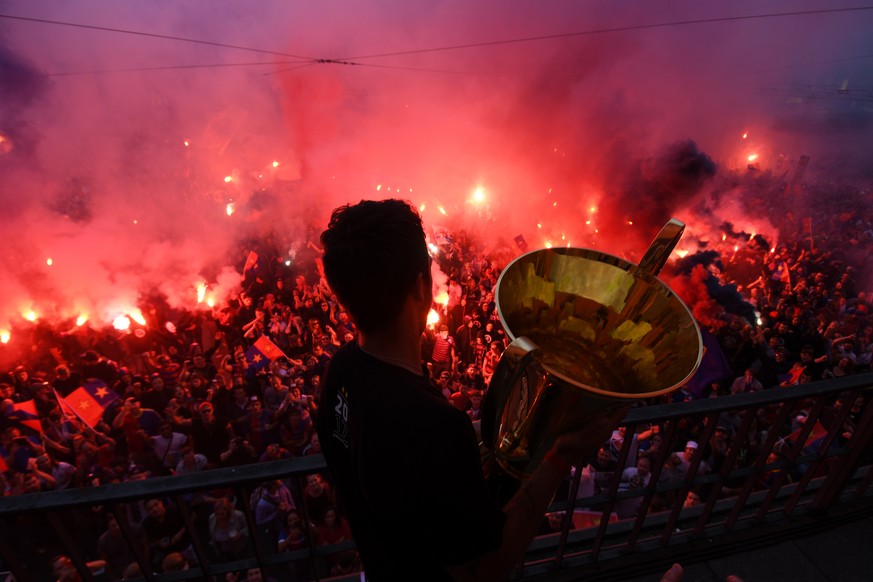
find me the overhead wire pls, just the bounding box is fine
[338,5,873,61]
[0,12,318,62]
[2,6,873,79]
[47,60,306,77]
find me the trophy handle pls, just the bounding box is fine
[480,336,540,451]
[637,218,685,276]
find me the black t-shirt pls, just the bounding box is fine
[318,343,505,580]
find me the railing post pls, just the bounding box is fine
[811,394,873,511]
[46,510,94,581]
[112,503,157,582]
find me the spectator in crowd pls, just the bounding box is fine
[98,514,149,581]
[209,497,250,561]
[615,456,653,519]
[189,401,232,466]
[141,498,194,571]
[730,368,763,395]
[150,421,188,474]
[253,480,296,552]
[314,507,359,576]
[302,472,335,527]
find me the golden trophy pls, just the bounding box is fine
[480,219,702,479]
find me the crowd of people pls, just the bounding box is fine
[1,201,871,579]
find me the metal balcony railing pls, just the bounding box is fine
[1,372,872,581]
[518,371,873,580]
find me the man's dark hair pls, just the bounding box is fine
[321,199,431,334]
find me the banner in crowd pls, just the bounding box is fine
[7,399,43,435]
[243,250,259,273]
[245,335,288,370]
[783,420,829,452]
[55,379,120,429]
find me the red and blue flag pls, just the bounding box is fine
[56,379,120,429]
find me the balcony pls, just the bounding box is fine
[1,372,872,581]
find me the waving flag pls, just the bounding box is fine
[8,399,43,435]
[784,420,829,452]
[243,250,259,273]
[56,379,120,429]
[245,335,287,371]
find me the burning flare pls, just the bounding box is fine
[131,309,146,326]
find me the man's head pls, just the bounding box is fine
[145,498,166,520]
[321,199,432,334]
[634,456,651,477]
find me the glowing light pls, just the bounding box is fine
[272,161,279,168]
[0,330,9,344]
[561,233,566,241]
[197,282,208,304]
[76,314,89,327]
[756,313,763,326]
[23,310,37,322]
[734,245,739,252]
[427,309,440,328]
[553,202,557,207]
[747,154,758,162]
[224,175,233,183]
[722,234,727,242]
[472,186,486,204]
[427,243,440,256]
[285,259,292,266]
[537,223,542,229]
[770,247,776,253]
[376,184,382,191]
[133,219,138,225]
[419,204,426,212]
[438,205,447,216]
[628,220,634,225]
[544,240,553,249]
[130,308,146,326]
[184,140,190,147]
[589,206,597,213]
[226,202,235,216]
[676,250,690,258]
[206,297,215,308]
[46,258,53,266]
[113,315,131,330]
[742,133,748,140]
[434,291,449,306]
[585,220,591,225]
